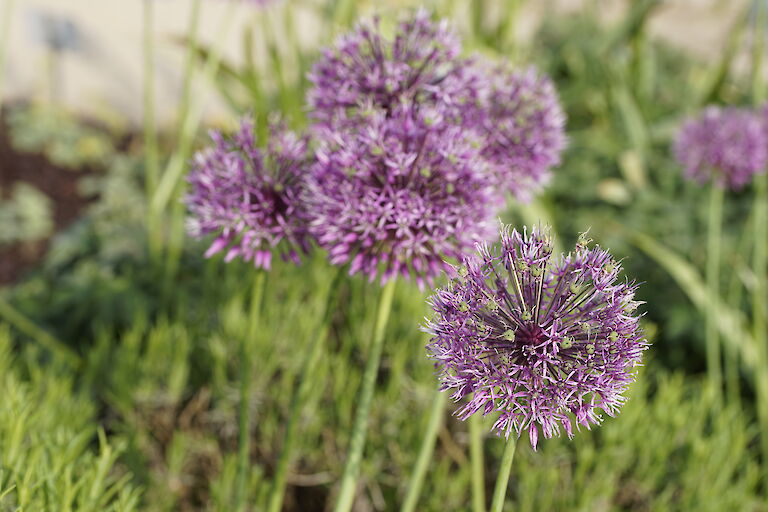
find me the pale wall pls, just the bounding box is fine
[0,0,748,126]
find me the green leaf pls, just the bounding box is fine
[628,228,758,373]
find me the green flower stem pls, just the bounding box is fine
[266,268,345,512]
[177,0,202,135]
[724,247,745,409]
[401,389,448,512]
[490,435,518,512]
[142,0,159,201]
[751,0,768,488]
[705,184,724,403]
[160,0,235,296]
[235,270,266,511]
[751,0,766,106]
[753,172,768,484]
[334,278,397,512]
[501,0,520,58]
[147,0,201,265]
[259,9,299,125]
[469,413,486,512]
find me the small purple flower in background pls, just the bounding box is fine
[186,118,311,269]
[477,66,567,201]
[307,104,503,287]
[674,105,768,190]
[307,9,485,128]
[425,225,647,448]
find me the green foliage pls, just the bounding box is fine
[2,1,768,510]
[0,326,141,511]
[0,182,53,245]
[6,104,117,170]
[10,153,150,341]
[509,372,762,511]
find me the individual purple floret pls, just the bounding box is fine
[425,225,647,448]
[186,118,311,269]
[307,103,503,287]
[674,105,768,190]
[477,66,567,201]
[307,9,485,128]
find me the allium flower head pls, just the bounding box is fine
[477,66,567,201]
[308,9,485,128]
[186,118,311,269]
[425,225,647,448]
[674,105,768,190]
[307,103,503,287]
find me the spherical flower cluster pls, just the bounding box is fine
[307,104,503,287]
[186,118,311,269]
[305,10,570,284]
[674,106,768,190]
[425,225,647,448]
[477,66,567,201]
[307,9,485,129]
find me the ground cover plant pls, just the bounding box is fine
[1,0,768,510]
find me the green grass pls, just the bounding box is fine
[0,327,140,511]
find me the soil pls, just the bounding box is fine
[0,113,94,285]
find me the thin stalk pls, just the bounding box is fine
[177,0,202,134]
[724,212,750,408]
[0,296,80,367]
[499,0,520,59]
[752,0,766,105]
[235,270,267,511]
[161,199,187,301]
[260,8,302,124]
[156,0,234,290]
[158,0,202,298]
[241,25,267,144]
[334,279,397,512]
[706,184,724,404]
[153,1,234,208]
[147,0,202,264]
[401,390,448,512]
[0,0,16,101]
[282,4,308,128]
[753,172,768,482]
[751,0,768,488]
[471,0,486,44]
[142,0,159,210]
[698,6,749,107]
[331,0,357,30]
[266,268,345,512]
[489,436,518,512]
[469,414,486,512]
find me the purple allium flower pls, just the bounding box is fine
[307,9,485,129]
[307,103,503,287]
[674,105,768,190]
[476,67,567,201]
[186,118,311,269]
[425,226,647,448]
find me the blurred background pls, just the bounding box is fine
[0,0,746,123]
[1,0,768,510]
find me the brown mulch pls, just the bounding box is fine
[0,117,94,285]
